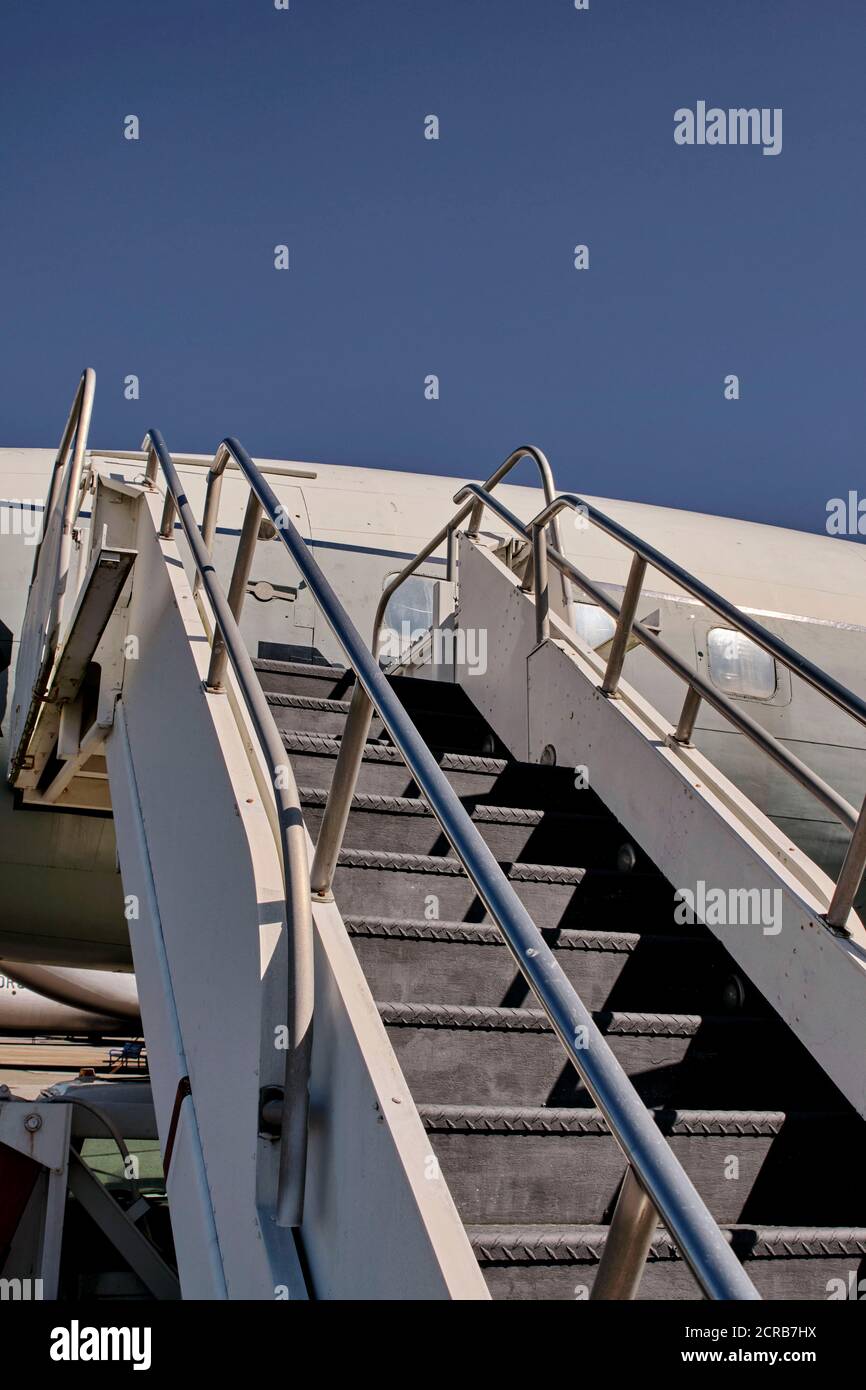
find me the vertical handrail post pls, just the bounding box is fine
[519,544,535,595]
[206,491,261,692]
[310,683,376,898]
[827,798,866,931]
[227,493,263,622]
[531,520,550,644]
[601,554,647,696]
[195,452,230,597]
[159,494,176,539]
[674,686,702,745]
[200,446,231,554]
[590,1166,658,1301]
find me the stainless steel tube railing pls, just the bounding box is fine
[32,367,96,583]
[452,488,859,828]
[337,455,866,934]
[530,492,866,729]
[9,368,96,784]
[523,491,866,933]
[184,435,758,1301]
[370,445,574,651]
[442,482,866,933]
[140,429,313,1229]
[315,446,573,898]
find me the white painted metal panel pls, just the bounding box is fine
[300,894,489,1301]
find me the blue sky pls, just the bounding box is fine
[1,0,864,536]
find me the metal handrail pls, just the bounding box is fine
[9,368,96,784]
[32,367,96,583]
[140,430,313,1229]
[371,445,574,669]
[182,436,757,1301]
[317,446,573,900]
[359,444,866,931]
[448,482,866,933]
[531,493,866,733]
[14,385,763,1293]
[525,491,866,933]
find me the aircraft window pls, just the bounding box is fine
[380,575,435,663]
[573,602,616,650]
[707,628,777,699]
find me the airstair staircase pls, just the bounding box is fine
[260,657,866,1300]
[5,371,866,1302]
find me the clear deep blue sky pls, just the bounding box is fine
[1,0,864,536]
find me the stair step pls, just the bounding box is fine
[258,658,866,1302]
[302,789,652,872]
[420,1105,866,1227]
[267,692,496,754]
[346,915,736,1011]
[261,665,504,754]
[282,730,592,805]
[467,1223,866,1301]
[381,1001,833,1110]
[254,658,350,699]
[266,692,385,740]
[283,730,509,797]
[333,849,674,930]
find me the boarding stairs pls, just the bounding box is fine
[5,370,866,1302]
[259,657,866,1299]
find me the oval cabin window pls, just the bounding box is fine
[380,575,436,663]
[707,628,777,700]
[573,602,616,650]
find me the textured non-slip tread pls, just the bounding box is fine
[267,688,490,726]
[300,786,614,829]
[312,789,648,874]
[300,787,610,828]
[252,657,345,680]
[378,1000,750,1037]
[344,915,710,951]
[466,1224,866,1263]
[282,728,505,772]
[418,1104,800,1137]
[266,692,355,714]
[337,847,588,885]
[731,1228,866,1259]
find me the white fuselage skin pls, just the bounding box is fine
[1,445,865,973]
[0,968,134,1035]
